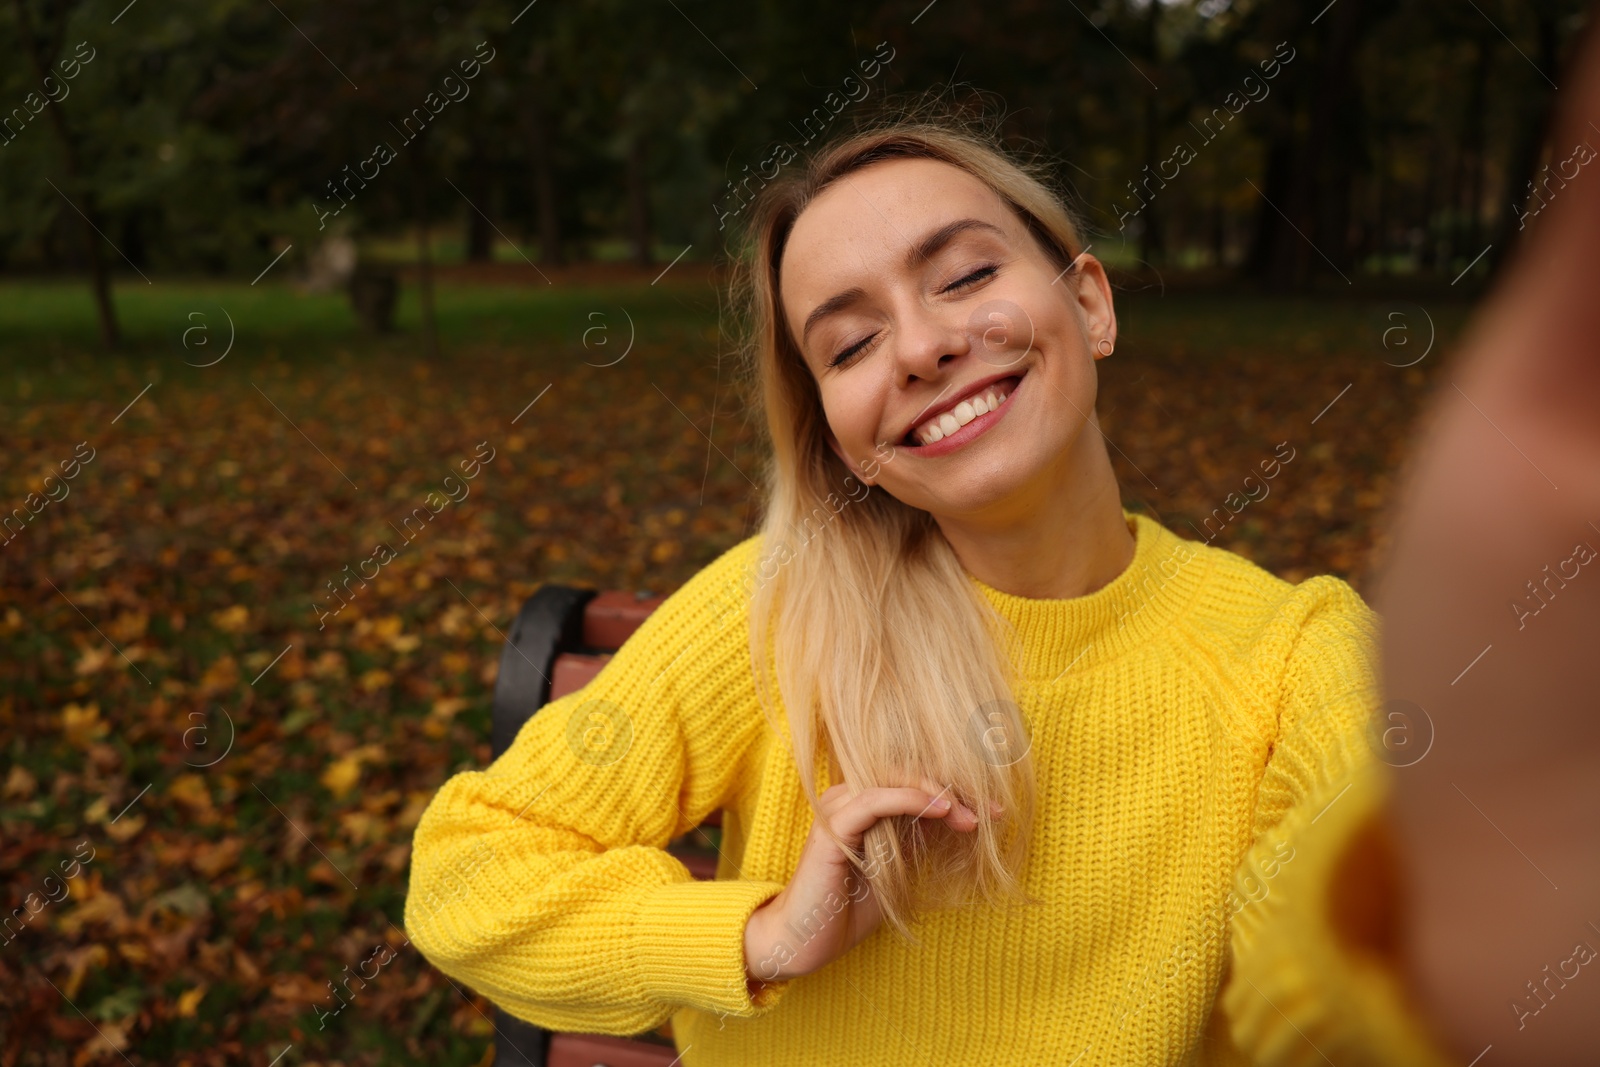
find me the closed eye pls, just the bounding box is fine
[941,264,998,293]
[828,331,880,368]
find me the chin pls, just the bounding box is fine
[892,464,1040,520]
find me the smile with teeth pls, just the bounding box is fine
[908,381,1015,446]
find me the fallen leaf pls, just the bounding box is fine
[167,774,215,816]
[108,611,149,642]
[72,1020,128,1066]
[191,836,244,878]
[270,972,327,1003]
[234,947,263,985]
[338,810,379,845]
[73,646,115,676]
[395,792,432,829]
[210,605,250,633]
[198,655,240,693]
[116,941,151,964]
[176,984,207,1017]
[61,703,108,747]
[430,697,467,718]
[321,756,363,799]
[4,763,36,800]
[358,668,393,693]
[58,943,110,1000]
[104,814,145,842]
[58,892,129,938]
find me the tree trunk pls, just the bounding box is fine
[525,46,564,267]
[1136,1,1163,268]
[1259,0,1372,289]
[1419,145,1444,273]
[463,149,494,263]
[627,133,653,267]
[13,0,119,350]
[1209,194,1226,269]
[1373,152,1389,276]
[1462,34,1492,255]
[1138,91,1165,267]
[1241,2,1302,286]
[1445,132,1467,272]
[530,112,562,266]
[412,156,441,360]
[1307,0,1367,284]
[1247,138,1294,288]
[1487,8,1564,280]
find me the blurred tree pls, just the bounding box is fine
[0,0,1592,307]
[7,0,119,348]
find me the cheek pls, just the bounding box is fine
[821,377,891,452]
[825,396,877,452]
[1012,284,1084,354]
[1028,308,1090,375]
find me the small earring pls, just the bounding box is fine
[1097,337,1114,357]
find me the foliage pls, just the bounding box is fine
[1,0,1590,292]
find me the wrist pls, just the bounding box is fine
[743,897,790,984]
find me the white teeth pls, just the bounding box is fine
[912,384,1013,445]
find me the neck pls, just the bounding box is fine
[933,431,1135,600]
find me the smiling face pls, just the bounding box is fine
[777,156,1119,523]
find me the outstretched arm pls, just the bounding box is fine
[1375,11,1600,1062]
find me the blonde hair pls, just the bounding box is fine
[723,98,1092,941]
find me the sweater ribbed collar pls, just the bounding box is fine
[966,509,1212,681]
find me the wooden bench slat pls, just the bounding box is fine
[582,590,667,650]
[550,652,613,701]
[669,849,719,882]
[549,1031,680,1067]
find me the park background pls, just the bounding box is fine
[1,0,1594,1063]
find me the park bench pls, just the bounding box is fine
[488,585,721,1067]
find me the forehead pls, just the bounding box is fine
[779,157,1015,319]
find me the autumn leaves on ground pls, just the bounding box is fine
[0,267,1471,1065]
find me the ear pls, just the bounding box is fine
[1071,254,1118,357]
[823,424,872,485]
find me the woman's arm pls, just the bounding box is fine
[1223,20,1600,1057]
[1219,578,1460,1065]
[1373,12,1600,1061]
[404,539,792,1035]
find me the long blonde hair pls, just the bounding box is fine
[723,100,1091,940]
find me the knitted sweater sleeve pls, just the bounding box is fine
[403,538,793,1035]
[1220,577,1460,1065]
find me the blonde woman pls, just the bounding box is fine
[405,106,1459,1064]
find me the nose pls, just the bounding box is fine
[890,299,970,384]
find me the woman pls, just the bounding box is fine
[405,107,1457,1064]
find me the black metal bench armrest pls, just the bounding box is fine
[491,585,597,760]
[488,584,594,1067]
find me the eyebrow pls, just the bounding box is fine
[904,218,1008,270]
[798,217,1009,346]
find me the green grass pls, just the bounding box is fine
[0,275,729,403]
[0,274,1480,420]
[1114,290,1474,362]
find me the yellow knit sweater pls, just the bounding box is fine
[406,509,1461,1065]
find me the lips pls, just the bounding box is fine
[899,372,1024,447]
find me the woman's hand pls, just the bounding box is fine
[1374,17,1600,1061]
[742,780,984,984]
